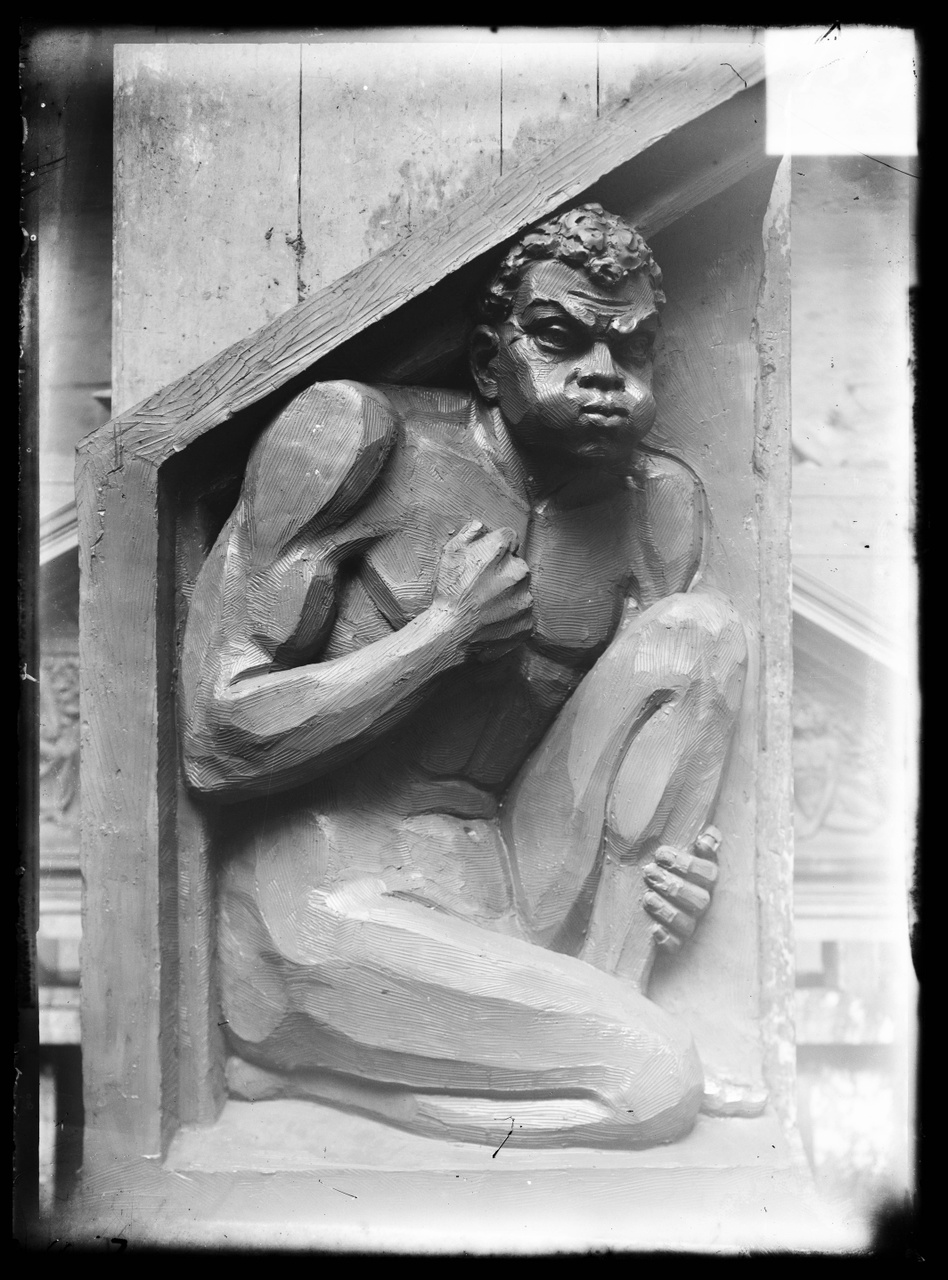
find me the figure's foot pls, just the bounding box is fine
[225,1055,425,1129]
[643,826,721,954]
[700,1071,768,1117]
[224,1055,701,1149]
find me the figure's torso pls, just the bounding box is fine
[316,387,639,804]
[201,382,703,925]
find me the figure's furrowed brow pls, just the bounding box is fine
[517,299,595,335]
[520,299,575,317]
[527,291,657,313]
[610,309,660,331]
[519,298,659,334]
[567,287,644,308]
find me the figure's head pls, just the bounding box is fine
[471,203,665,474]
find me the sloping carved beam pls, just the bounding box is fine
[368,89,770,385]
[79,51,764,475]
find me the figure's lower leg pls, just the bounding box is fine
[581,600,746,987]
[504,590,747,986]
[225,1055,694,1149]
[579,677,741,989]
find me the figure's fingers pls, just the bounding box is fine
[503,588,534,616]
[643,865,711,915]
[490,526,520,557]
[695,826,722,858]
[453,519,487,543]
[650,923,683,954]
[498,555,530,586]
[477,607,533,642]
[654,845,718,886]
[643,891,696,937]
[469,525,518,563]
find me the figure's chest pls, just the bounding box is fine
[356,441,633,663]
[355,440,530,626]
[523,494,633,662]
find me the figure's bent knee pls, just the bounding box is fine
[628,590,747,683]
[649,589,742,643]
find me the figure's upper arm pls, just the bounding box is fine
[241,379,398,572]
[629,450,708,605]
[210,379,399,673]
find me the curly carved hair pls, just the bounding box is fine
[478,202,665,323]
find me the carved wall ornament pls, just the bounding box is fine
[792,681,889,842]
[180,205,750,1149]
[39,649,80,843]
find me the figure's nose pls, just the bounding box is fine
[575,342,624,391]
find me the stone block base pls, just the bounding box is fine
[51,1100,862,1252]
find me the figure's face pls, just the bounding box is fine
[474,260,660,474]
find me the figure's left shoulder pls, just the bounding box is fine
[627,449,709,603]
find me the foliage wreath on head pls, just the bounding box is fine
[478,202,666,323]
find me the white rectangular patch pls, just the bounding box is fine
[766,27,917,156]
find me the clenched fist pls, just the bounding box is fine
[433,520,533,662]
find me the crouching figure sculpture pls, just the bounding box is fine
[180,204,748,1149]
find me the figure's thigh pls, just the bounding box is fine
[220,859,698,1119]
[502,590,746,949]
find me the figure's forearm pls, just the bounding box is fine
[184,603,464,799]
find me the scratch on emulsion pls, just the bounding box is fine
[492,1117,515,1157]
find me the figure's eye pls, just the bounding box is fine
[530,321,584,353]
[616,333,654,366]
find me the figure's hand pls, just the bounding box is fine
[642,826,721,954]
[433,520,533,661]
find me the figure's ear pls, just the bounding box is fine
[469,325,501,401]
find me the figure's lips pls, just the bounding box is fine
[579,402,631,424]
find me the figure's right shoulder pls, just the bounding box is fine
[628,448,709,601]
[240,380,399,562]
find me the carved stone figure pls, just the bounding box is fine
[180,205,748,1149]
